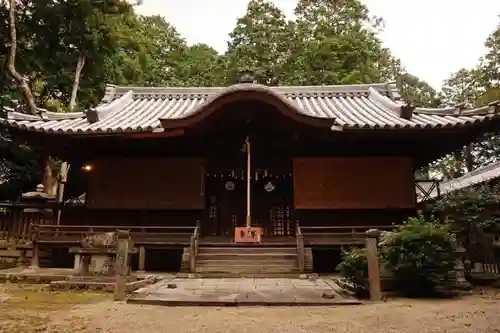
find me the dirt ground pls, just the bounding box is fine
[1,285,500,333]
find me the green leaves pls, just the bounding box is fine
[381,215,458,295]
[337,247,368,289]
[224,0,399,86]
[429,184,500,263]
[339,215,459,297]
[225,0,292,85]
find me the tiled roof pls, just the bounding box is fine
[1,82,499,134]
[423,161,500,201]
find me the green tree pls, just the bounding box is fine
[287,0,394,85]
[225,0,292,85]
[177,44,225,87]
[397,73,440,107]
[430,184,500,264]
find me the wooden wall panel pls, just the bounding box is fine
[293,157,415,209]
[87,158,205,210]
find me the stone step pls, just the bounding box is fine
[198,247,296,254]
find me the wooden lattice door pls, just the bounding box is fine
[205,167,246,237]
[253,169,293,237]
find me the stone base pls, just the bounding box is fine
[50,276,154,293]
[127,278,362,307]
[0,268,73,284]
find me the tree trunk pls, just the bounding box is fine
[6,0,37,115]
[464,144,474,172]
[68,54,86,111]
[453,150,464,178]
[42,162,56,195]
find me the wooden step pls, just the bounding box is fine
[198,247,296,254]
[195,266,298,273]
[192,246,302,276]
[196,260,296,266]
[197,253,297,260]
[196,260,296,267]
[191,272,301,278]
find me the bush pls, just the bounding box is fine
[337,247,368,294]
[381,215,458,296]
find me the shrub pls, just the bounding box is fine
[429,184,500,264]
[337,247,368,294]
[381,215,458,296]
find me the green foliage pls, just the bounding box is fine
[337,247,368,290]
[225,0,292,85]
[381,215,458,295]
[397,73,441,107]
[429,184,500,261]
[0,131,41,199]
[432,184,500,232]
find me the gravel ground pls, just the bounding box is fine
[45,289,500,333]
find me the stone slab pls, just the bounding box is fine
[127,278,362,306]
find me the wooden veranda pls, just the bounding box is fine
[1,201,397,274]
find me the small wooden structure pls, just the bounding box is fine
[1,81,499,273]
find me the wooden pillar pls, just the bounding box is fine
[30,242,40,269]
[365,229,382,301]
[138,245,146,272]
[114,229,130,301]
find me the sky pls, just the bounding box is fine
[136,0,500,89]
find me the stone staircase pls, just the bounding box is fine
[194,247,301,277]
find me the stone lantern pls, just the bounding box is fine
[20,184,56,238]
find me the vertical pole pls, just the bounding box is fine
[138,245,146,272]
[246,136,251,228]
[114,230,130,301]
[365,229,382,301]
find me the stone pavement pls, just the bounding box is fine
[127,278,361,306]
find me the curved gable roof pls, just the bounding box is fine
[1,82,499,134]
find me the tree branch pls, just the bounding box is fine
[7,0,38,115]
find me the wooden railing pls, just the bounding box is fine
[0,203,61,244]
[296,222,305,274]
[464,248,500,277]
[0,208,54,244]
[299,225,394,245]
[415,179,441,202]
[32,224,197,245]
[189,221,200,273]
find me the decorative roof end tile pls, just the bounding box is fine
[86,108,99,123]
[237,69,257,84]
[400,105,415,120]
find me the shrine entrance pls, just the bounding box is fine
[203,149,294,239]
